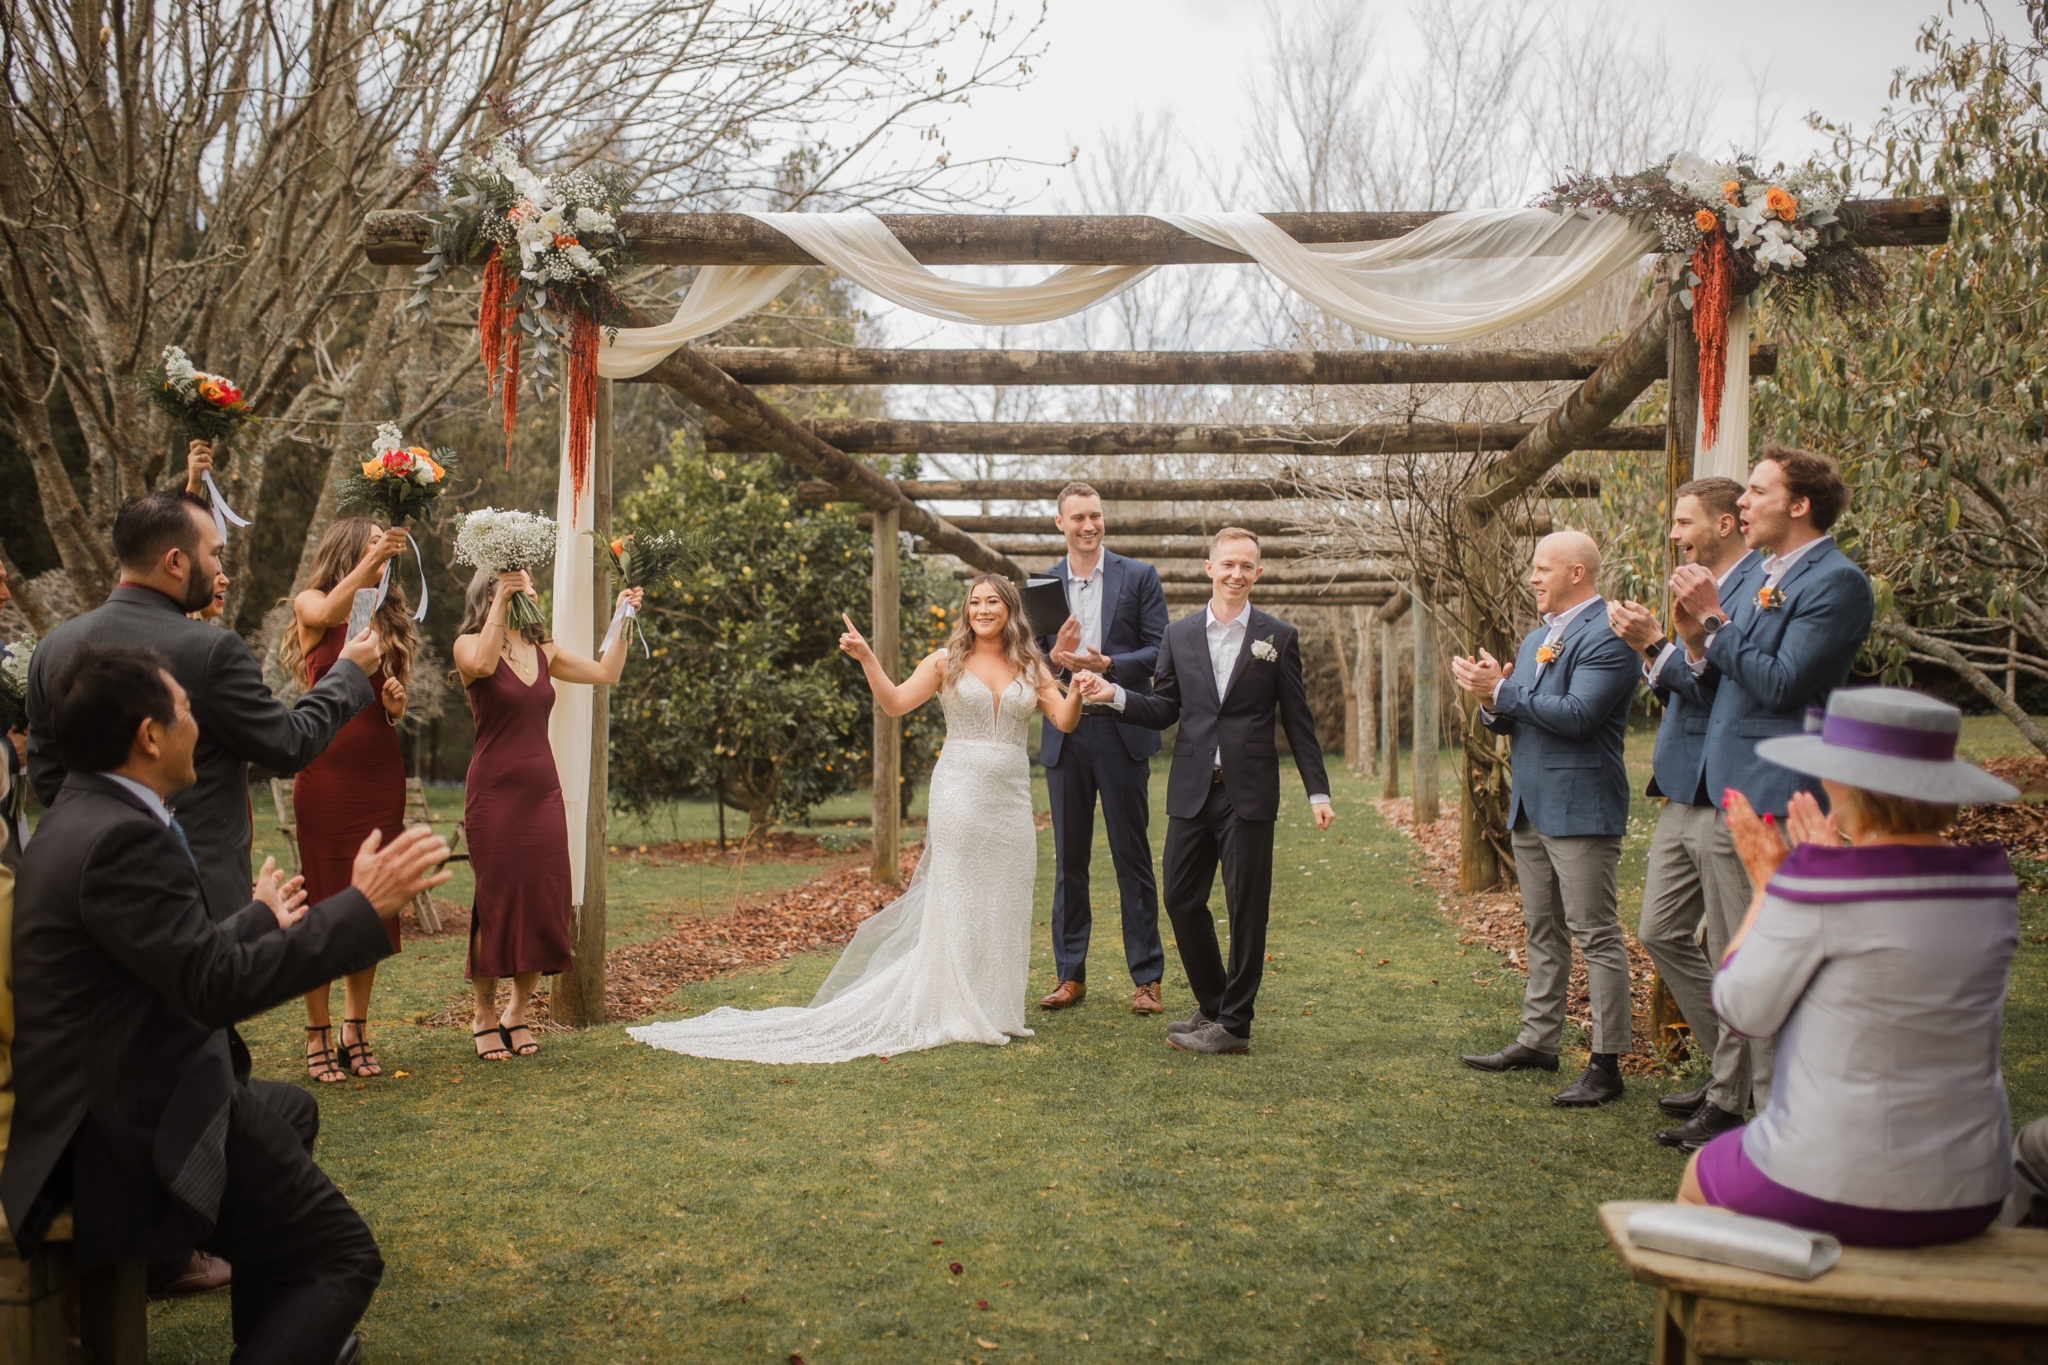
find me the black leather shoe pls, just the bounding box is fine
[1657,1081,1711,1116]
[1460,1042,1560,1073]
[1656,1100,1746,1151]
[1551,1064,1625,1107]
[335,1334,362,1365]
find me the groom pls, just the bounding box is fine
[1079,527,1333,1054]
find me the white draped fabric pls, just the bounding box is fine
[1695,295,1751,481]
[546,205,1694,906]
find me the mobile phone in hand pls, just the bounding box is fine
[347,587,379,641]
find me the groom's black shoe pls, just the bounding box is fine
[1658,1081,1712,1116]
[1656,1100,1746,1150]
[1168,1021,1250,1054]
[1165,1006,1214,1037]
[1459,1042,1559,1073]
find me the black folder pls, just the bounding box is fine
[1022,577,1071,638]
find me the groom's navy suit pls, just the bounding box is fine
[1035,549,1169,986]
[1113,603,1329,1038]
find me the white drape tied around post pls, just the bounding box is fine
[1695,294,1751,481]
[547,204,1693,897]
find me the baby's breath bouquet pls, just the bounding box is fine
[0,634,32,722]
[454,507,557,633]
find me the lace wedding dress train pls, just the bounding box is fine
[627,667,1039,1063]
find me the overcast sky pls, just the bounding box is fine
[927,0,2017,210]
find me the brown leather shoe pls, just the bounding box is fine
[1131,981,1163,1014]
[149,1250,232,1298]
[1039,980,1086,1009]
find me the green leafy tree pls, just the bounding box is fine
[609,438,955,833]
[1751,2,2048,751]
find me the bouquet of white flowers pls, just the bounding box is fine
[337,421,459,526]
[1,635,33,724]
[454,508,557,633]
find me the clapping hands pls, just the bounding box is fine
[1449,649,1510,700]
[1051,616,1110,673]
[253,856,308,929]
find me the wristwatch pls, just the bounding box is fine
[1642,636,1669,666]
[1100,658,1117,682]
[1700,614,1727,639]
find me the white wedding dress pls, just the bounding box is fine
[627,666,1039,1063]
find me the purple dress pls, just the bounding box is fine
[463,655,573,977]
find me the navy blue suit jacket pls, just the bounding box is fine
[1482,598,1638,839]
[1034,549,1168,765]
[1699,538,1873,816]
[1646,552,1761,804]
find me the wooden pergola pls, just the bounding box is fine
[361,197,1950,1026]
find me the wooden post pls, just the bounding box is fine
[1380,614,1401,799]
[1666,273,1702,626]
[871,506,902,885]
[1411,585,1440,825]
[1329,609,1360,774]
[1354,605,1378,778]
[556,380,613,1028]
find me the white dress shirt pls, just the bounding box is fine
[1488,593,1602,711]
[1108,603,1327,806]
[1759,533,1832,589]
[1063,554,1106,656]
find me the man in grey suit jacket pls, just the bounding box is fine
[1666,444,1874,1116]
[1452,531,1639,1107]
[1610,478,1761,1150]
[26,490,381,920]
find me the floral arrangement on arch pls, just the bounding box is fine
[336,422,459,527]
[406,136,636,506]
[1540,152,1889,444]
[134,345,254,443]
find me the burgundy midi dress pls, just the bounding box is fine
[294,628,404,953]
[463,653,574,978]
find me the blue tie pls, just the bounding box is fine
[167,815,196,867]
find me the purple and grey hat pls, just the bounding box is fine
[1755,687,2018,805]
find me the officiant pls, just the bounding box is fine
[1032,483,1170,1015]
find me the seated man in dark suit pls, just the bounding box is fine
[4,645,450,1365]
[26,482,382,920]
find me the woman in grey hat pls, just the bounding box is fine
[1676,686,2022,1246]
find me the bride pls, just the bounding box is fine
[628,574,1087,1064]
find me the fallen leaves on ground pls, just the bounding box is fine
[1951,757,2048,887]
[423,845,923,1029]
[1371,796,1662,1075]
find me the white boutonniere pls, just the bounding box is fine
[1250,638,1278,663]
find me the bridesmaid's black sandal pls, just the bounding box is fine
[503,1023,539,1057]
[340,1018,382,1077]
[473,1026,512,1061]
[304,1025,348,1084]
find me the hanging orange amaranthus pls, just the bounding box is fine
[565,309,600,512]
[1690,229,1734,448]
[478,248,522,469]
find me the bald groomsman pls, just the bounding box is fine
[1453,531,1639,1106]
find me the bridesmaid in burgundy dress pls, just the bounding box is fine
[286,518,412,1082]
[452,567,641,1060]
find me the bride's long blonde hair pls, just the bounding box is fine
[941,574,1048,695]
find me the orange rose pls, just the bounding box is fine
[553,233,579,249]
[1765,186,1796,220]
[196,379,222,402]
[610,537,626,556]
[1536,645,1558,665]
[1694,208,1719,232]
[424,456,445,479]
[360,459,385,478]
[1721,180,1740,204]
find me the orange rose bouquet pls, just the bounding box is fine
[336,421,459,527]
[135,344,254,443]
[592,528,704,654]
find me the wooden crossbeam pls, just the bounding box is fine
[798,473,1599,503]
[871,512,1323,537]
[941,536,1333,561]
[957,565,1400,586]
[710,418,1664,456]
[647,344,1777,387]
[1163,588,1396,606]
[362,198,1947,265]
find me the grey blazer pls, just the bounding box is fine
[26,586,374,919]
[1482,598,1639,839]
[1713,841,2019,1211]
[1700,539,1873,817]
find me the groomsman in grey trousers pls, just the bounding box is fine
[1451,532,1640,1107]
[1609,478,1760,1150]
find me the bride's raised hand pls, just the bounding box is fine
[838,612,876,666]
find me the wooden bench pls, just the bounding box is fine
[269,775,464,933]
[1600,1199,2048,1364]
[1,1208,147,1364]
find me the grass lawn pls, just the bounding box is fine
[150,721,2048,1363]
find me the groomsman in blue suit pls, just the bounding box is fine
[1609,478,1761,1150]
[1034,483,1170,1014]
[1664,443,1873,1114]
[1452,531,1640,1107]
